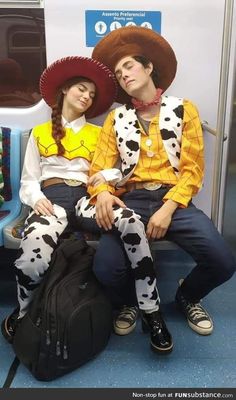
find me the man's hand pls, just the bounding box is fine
[88,172,105,187]
[146,199,178,240]
[96,191,126,230]
[34,198,54,216]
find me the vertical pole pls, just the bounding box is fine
[211,0,234,229]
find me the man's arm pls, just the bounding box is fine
[88,168,122,187]
[163,99,204,207]
[146,100,204,240]
[88,111,126,230]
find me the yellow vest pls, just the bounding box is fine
[32,121,100,162]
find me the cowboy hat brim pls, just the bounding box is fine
[39,56,117,118]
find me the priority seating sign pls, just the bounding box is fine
[85,10,161,47]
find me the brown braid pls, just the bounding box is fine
[51,93,65,156]
[51,76,95,156]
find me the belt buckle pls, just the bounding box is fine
[63,179,82,187]
[143,182,162,191]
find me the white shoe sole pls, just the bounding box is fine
[113,321,136,336]
[188,320,213,335]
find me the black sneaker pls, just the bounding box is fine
[175,280,213,335]
[113,305,138,335]
[1,308,20,344]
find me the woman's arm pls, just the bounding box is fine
[19,131,47,209]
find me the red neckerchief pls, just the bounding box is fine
[131,88,163,111]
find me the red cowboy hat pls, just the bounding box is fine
[92,26,177,104]
[39,56,117,118]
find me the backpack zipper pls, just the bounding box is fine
[54,269,84,358]
[44,262,92,357]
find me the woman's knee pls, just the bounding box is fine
[15,216,64,279]
[23,212,67,250]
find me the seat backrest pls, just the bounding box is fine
[2,130,31,248]
[1,126,12,201]
[0,126,22,246]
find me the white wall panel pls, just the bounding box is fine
[1,0,235,220]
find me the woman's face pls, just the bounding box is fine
[114,56,153,97]
[63,80,96,117]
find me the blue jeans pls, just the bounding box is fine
[93,188,235,306]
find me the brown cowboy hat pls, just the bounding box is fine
[39,56,117,118]
[92,26,177,104]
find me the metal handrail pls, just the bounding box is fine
[201,121,217,136]
[202,121,228,141]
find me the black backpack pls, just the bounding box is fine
[12,238,112,381]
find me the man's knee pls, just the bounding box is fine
[218,257,235,281]
[93,253,127,286]
[93,233,128,286]
[210,244,236,282]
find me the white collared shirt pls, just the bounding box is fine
[61,115,86,133]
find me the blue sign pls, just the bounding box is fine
[85,10,161,47]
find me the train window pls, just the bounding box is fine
[10,30,44,48]
[0,8,46,107]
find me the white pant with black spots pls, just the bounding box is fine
[15,204,68,318]
[76,197,160,312]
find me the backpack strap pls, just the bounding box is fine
[2,356,20,388]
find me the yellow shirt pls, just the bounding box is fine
[88,99,204,207]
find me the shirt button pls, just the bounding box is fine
[147,151,154,157]
[146,139,152,147]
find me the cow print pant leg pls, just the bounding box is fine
[112,207,160,311]
[14,204,68,318]
[77,198,160,312]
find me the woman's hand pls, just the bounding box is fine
[33,198,54,216]
[88,172,106,187]
[96,191,126,230]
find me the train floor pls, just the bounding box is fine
[0,248,236,389]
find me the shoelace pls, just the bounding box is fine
[186,303,209,321]
[117,306,137,322]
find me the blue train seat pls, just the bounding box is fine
[0,127,21,247]
[3,131,30,249]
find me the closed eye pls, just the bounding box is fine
[77,84,95,99]
[115,61,134,80]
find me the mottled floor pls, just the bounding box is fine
[0,248,235,389]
